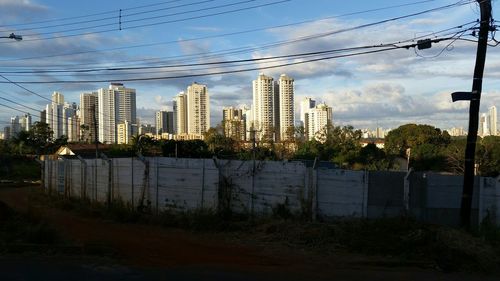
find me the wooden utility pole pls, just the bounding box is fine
[457,0,492,229]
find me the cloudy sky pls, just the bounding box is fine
[0,0,499,131]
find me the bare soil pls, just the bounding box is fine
[0,185,497,281]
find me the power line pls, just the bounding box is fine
[2,0,290,43]
[13,0,216,35]
[0,1,472,66]
[0,0,184,28]
[0,96,41,112]
[0,0,443,65]
[0,15,477,73]
[0,28,476,76]
[0,37,459,84]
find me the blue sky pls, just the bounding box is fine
[0,0,499,131]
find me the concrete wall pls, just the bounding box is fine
[316,169,367,218]
[367,171,406,218]
[43,157,500,226]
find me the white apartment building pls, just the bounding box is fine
[19,114,31,132]
[186,82,210,135]
[278,74,294,141]
[173,91,188,134]
[306,103,333,142]
[222,106,246,140]
[117,120,138,144]
[97,83,136,143]
[155,110,173,135]
[10,116,20,137]
[479,113,489,137]
[489,105,497,136]
[79,92,98,142]
[46,92,64,139]
[252,73,275,140]
[67,116,80,142]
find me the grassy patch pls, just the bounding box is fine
[0,201,62,250]
[31,188,500,273]
[0,156,40,181]
[251,217,500,272]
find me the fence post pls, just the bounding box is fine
[201,158,206,209]
[136,153,150,211]
[496,175,500,225]
[131,157,134,208]
[156,157,159,214]
[77,156,87,199]
[100,153,113,206]
[251,159,256,216]
[478,176,484,225]
[35,157,44,190]
[312,157,319,221]
[404,168,414,213]
[47,158,52,194]
[362,170,369,218]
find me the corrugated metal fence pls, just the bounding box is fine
[42,157,500,226]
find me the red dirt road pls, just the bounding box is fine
[0,185,497,281]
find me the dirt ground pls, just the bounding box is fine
[0,185,498,281]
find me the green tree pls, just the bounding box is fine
[294,125,362,167]
[477,136,500,177]
[384,124,450,171]
[25,122,53,155]
[11,130,31,155]
[204,127,237,157]
[385,124,450,156]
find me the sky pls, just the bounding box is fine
[0,0,499,131]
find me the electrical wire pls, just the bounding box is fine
[1,0,290,43]
[0,27,478,77]
[0,0,184,28]
[0,37,458,84]
[0,0,448,65]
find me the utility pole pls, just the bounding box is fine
[452,0,492,229]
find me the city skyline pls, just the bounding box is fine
[1,1,500,131]
[1,76,499,141]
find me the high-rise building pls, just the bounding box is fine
[251,73,295,141]
[186,82,210,135]
[305,103,333,142]
[155,110,174,135]
[222,106,246,141]
[243,106,253,141]
[479,113,489,137]
[3,126,11,140]
[173,92,187,134]
[79,92,98,142]
[112,83,136,125]
[98,83,136,143]
[449,127,466,137]
[67,116,80,142]
[40,109,46,124]
[19,114,31,132]
[117,120,138,144]
[46,92,64,139]
[300,97,316,125]
[489,105,497,136]
[278,74,294,141]
[139,124,155,135]
[62,102,77,138]
[52,91,64,104]
[10,116,20,137]
[375,127,385,138]
[252,73,275,140]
